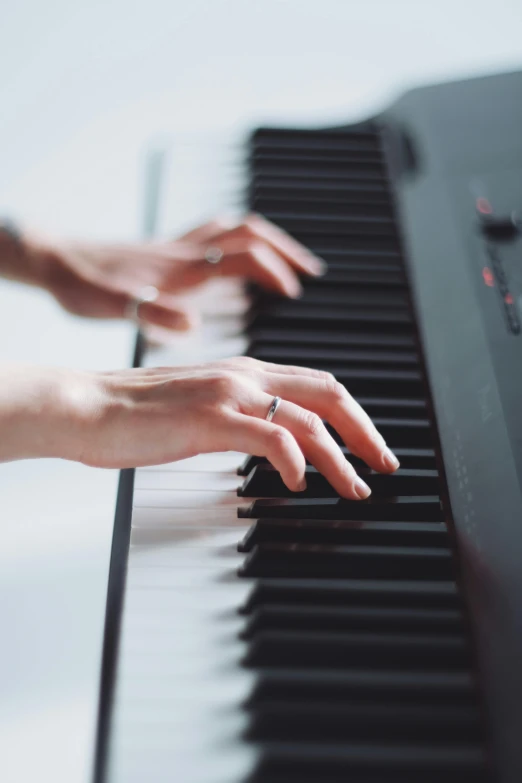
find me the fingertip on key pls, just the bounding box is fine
[354,476,372,500]
[286,283,303,299]
[382,448,400,472]
[307,259,328,276]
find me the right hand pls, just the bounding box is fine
[63,357,400,500]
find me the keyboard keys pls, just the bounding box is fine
[240,496,443,521]
[238,519,448,552]
[238,465,439,498]
[242,628,468,669]
[241,603,463,637]
[238,446,436,476]
[238,124,487,783]
[238,542,455,580]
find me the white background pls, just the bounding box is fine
[0,1,520,781]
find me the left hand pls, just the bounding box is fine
[34,214,326,331]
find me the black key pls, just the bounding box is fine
[248,304,412,332]
[246,666,475,707]
[238,447,436,476]
[242,603,463,638]
[254,197,395,220]
[238,542,454,580]
[242,578,460,614]
[239,496,443,521]
[252,149,384,166]
[244,700,480,743]
[372,417,432,447]
[323,418,431,449]
[251,127,381,152]
[299,267,405,286]
[250,165,388,183]
[355,398,428,418]
[238,465,439,498]
[242,628,469,669]
[252,288,409,309]
[259,214,397,237]
[313,247,402,266]
[323,417,432,449]
[251,180,392,209]
[300,234,400,253]
[247,740,487,783]
[324,368,424,397]
[250,344,418,368]
[260,366,424,398]
[238,519,447,552]
[248,328,416,350]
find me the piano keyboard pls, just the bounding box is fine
[94,67,522,782]
[94,121,490,783]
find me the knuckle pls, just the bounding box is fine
[209,218,227,232]
[268,426,292,454]
[300,410,324,439]
[229,355,262,381]
[235,355,258,370]
[208,371,238,400]
[327,377,349,402]
[240,219,258,238]
[315,370,344,396]
[246,213,262,229]
[246,239,266,258]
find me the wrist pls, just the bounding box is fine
[0,365,95,463]
[0,226,59,289]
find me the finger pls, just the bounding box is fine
[252,395,371,500]
[245,359,338,379]
[225,411,306,492]
[261,372,400,474]
[159,237,306,297]
[210,238,303,297]
[165,240,303,297]
[176,216,237,244]
[234,213,326,277]
[133,297,199,332]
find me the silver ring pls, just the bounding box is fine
[204,246,224,265]
[265,396,282,422]
[125,285,159,324]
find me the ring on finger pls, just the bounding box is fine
[265,395,282,422]
[204,246,224,265]
[125,285,159,325]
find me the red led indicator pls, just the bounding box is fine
[476,198,493,215]
[482,267,495,287]
[505,294,514,305]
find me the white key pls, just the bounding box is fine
[108,139,260,781]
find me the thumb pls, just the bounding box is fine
[131,294,200,332]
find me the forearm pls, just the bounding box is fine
[0,225,52,288]
[0,364,87,462]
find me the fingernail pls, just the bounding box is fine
[175,314,195,331]
[382,448,400,471]
[287,284,303,299]
[296,477,307,492]
[307,258,327,276]
[354,476,371,500]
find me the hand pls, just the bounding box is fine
[30,214,325,330]
[65,357,397,499]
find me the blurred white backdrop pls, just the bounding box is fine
[0,1,520,781]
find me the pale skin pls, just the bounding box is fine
[0,214,400,499]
